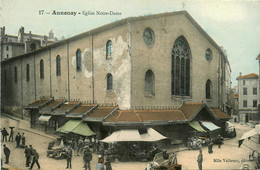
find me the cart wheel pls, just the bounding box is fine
[173,157,177,164]
[242,164,250,170]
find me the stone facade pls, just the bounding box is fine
[0,26,58,61]
[1,11,231,116]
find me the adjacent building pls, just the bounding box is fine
[236,73,259,123]
[0,26,58,61]
[0,27,58,114]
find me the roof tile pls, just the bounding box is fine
[256,53,260,60]
[179,103,203,120]
[25,98,51,108]
[211,109,230,119]
[70,104,95,114]
[88,106,117,118]
[41,99,65,109]
[106,109,187,122]
[236,73,258,79]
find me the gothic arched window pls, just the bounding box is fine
[40,59,44,79]
[56,55,61,76]
[76,49,81,71]
[106,40,112,59]
[107,73,113,90]
[171,36,191,96]
[26,64,30,81]
[14,66,17,83]
[206,79,212,99]
[145,70,155,96]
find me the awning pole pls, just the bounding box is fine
[45,122,47,132]
[241,143,255,151]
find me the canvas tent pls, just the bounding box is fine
[56,119,95,136]
[141,128,167,141]
[101,128,167,143]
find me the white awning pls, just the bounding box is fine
[239,129,257,140]
[38,115,52,122]
[101,129,143,143]
[101,128,167,143]
[140,128,167,142]
[238,125,260,147]
[200,121,220,131]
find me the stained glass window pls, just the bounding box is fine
[171,36,191,96]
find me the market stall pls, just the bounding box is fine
[100,128,167,162]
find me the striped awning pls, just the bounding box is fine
[200,121,220,131]
[56,120,95,136]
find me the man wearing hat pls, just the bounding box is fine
[1,128,9,142]
[24,145,31,167]
[197,149,203,170]
[66,146,72,169]
[83,147,92,170]
[8,127,14,142]
[3,144,10,164]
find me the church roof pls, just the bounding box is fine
[2,11,228,65]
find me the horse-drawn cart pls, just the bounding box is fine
[146,151,181,170]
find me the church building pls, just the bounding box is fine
[1,11,231,141]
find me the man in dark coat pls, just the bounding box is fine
[8,127,14,142]
[83,147,92,170]
[208,140,213,154]
[21,133,26,144]
[29,145,34,163]
[197,149,203,170]
[1,128,9,142]
[15,132,21,148]
[3,144,11,164]
[29,149,40,169]
[105,158,112,170]
[66,146,72,169]
[24,145,31,167]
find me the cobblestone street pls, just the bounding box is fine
[1,114,259,170]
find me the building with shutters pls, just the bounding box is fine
[236,72,259,123]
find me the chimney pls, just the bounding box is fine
[28,31,32,40]
[49,30,54,39]
[239,72,242,76]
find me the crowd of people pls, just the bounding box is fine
[60,136,112,170]
[1,126,113,170]
[1,127,41,170]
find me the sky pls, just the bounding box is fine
[0,0,259,87]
